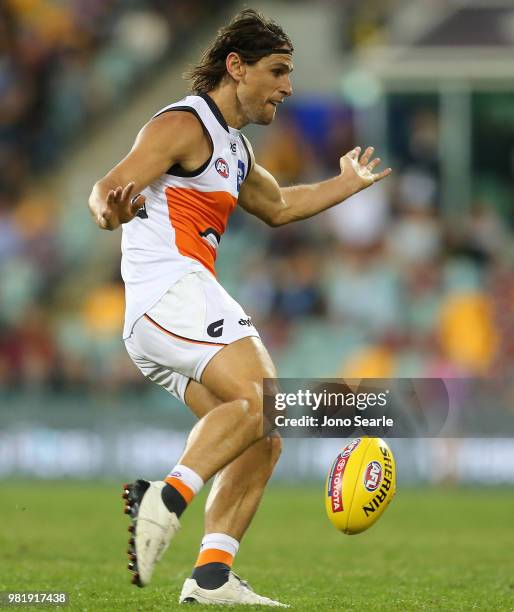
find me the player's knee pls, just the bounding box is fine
[237,382,264,439]
[267,434,282,466]
[254,435,281,479]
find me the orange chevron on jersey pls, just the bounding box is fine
[166,187,237,276]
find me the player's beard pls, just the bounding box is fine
[250,101,276,125]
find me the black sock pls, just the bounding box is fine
[161,483,187,517]
[192,563,231,590]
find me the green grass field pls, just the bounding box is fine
[2,482,514,611]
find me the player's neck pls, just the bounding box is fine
[207,86,248,130]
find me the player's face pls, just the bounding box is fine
[239,54,293,125]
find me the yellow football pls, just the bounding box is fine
[325,438,396,534]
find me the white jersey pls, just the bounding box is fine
[121,94,252,339]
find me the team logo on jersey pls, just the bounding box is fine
[237,160,245,192]
[215,157,229,178]
[207,319,224,338]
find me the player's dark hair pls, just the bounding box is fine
[185,9,293,94]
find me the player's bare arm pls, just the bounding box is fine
[88,111,210,230]
[238,144,391,226]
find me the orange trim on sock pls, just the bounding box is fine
[195,548,234,568]
[164,477,195,504]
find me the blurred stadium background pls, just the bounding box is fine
[1,0,514,484]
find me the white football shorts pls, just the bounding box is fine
[124,269,260,404]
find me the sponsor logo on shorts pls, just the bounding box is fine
[363,461,383,492]
[238,317,253,327]
[215,157,229,178]
[207,319,224,338]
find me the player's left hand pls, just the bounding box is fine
[339,146,392,194]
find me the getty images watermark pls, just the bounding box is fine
[273,388,392,429]
[262,378,514,438]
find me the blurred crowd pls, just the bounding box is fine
[2,97,513,395]
[0,0,219,190]
[0,2,513,395]
[232,100,514,382]
[0,0,229,393]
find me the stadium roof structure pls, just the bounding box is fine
[348,0,514,91]
[339,0,514,215]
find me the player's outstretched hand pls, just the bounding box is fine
[339,146,392,195]
[97,182,146,231]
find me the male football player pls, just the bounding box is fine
[88,8,391,606]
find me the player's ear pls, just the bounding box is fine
[226,52,245,82]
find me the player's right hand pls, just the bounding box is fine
[98,182,146,230]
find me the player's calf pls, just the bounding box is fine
[189,435,283,594]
